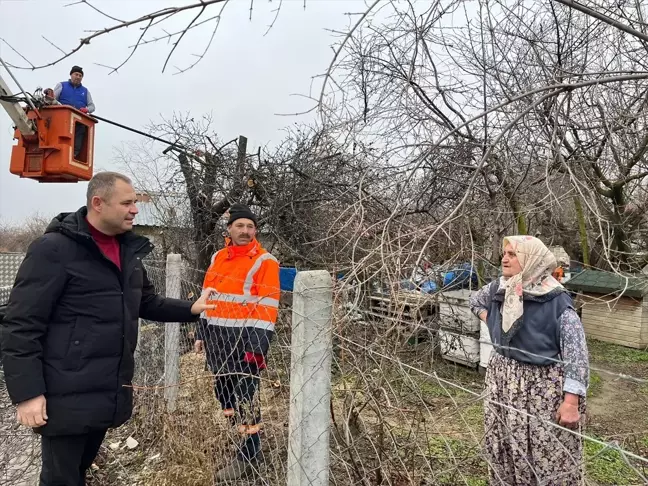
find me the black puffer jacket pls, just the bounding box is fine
[0,207,196,436]
[0,304,5,364]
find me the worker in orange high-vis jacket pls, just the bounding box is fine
[194,203,280,482]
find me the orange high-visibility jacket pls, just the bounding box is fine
[202,239,280,356]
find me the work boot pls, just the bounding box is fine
[214,457,253,482]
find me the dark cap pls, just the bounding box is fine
[70,65,84,76]
[227,203,257,226]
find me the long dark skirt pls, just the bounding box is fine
[484,354,585,486]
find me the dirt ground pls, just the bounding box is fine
[582,340,648,485]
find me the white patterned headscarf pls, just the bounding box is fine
[499,235,563,333]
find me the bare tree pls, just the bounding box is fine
[2,0,293,75]
[0,214,49,252]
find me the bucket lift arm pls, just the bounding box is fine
[0,72,35,136]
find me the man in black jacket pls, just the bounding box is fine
[0,171,214,486]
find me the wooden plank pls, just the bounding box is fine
[582,314,641,325]
[581,312,642,328]
[582,317,641,331]
[584,332,644,349]
[582,304,642,317]
[583,313,640,326]
[582,308,641,320]
[583,318,640,333]
[583,307,641,317]
[582,304,641,312]
[581,304,641,316]
[585,314,641,322]
[579,298,642,313]
[584,323,639,337]
[584,325,641,336]
[583,326,640,342]
[641,299,648,344]
[579,294,642,305]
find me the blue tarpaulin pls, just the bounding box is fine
[442,263,478,289]
[280,267,297,292]
[420,280,437,293]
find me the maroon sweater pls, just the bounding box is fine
[86,219,121,270]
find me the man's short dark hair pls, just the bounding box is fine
[86,171,132,206]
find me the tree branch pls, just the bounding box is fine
[5,0,229,71]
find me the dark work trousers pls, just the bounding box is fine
[214,372,262,460]
[73,123,87,159]
[40,429,107,486]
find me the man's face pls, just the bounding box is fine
[70,72,83,86]
[91,180,138,235]
[228,218,256,246]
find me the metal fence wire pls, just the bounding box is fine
[0,254,647,485]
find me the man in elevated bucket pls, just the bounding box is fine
[53,65,96,159]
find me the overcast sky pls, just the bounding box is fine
[0,0,368,224]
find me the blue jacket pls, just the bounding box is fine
[55,81,93,112]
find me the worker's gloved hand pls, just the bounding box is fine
[244,351,266,370]
[79,107,89,114]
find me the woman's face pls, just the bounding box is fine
[502,243,523,277]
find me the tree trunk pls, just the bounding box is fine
[572,194,590,267]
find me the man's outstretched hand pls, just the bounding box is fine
[194,340,204,354]
[17,395,47,428]
[191,287,216,315]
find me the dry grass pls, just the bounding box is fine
[121,352,291,486]
[95,320,648,486]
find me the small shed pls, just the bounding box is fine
[564,270,648,349]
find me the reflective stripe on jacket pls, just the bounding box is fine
[201,239,280,356]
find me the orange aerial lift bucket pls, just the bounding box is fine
[9,105,97,183]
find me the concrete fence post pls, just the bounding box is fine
[287,270,334,486]
[164,253,182,412]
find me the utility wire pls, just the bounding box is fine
[91,114,187,152]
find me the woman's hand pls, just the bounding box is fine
[556,393,581,429]
[478,310,487,322]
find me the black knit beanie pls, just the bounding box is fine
[227,203,257,226]
[70,65,84,76]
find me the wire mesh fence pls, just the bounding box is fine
[1,253,648,485]
[102,258,296,486]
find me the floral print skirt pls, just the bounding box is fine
[484,353,585,486]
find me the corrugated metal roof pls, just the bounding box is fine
[0,253,24,288]
[564,269,648,298]
[134,201,165,227]
[0,252,24,305]
[134,197,190,228]
[0,286,11,306]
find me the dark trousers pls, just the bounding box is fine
[40,429,107,486]
[73,124,87,159]
[214,373,261,460]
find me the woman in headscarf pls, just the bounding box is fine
[470,235,589,485]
